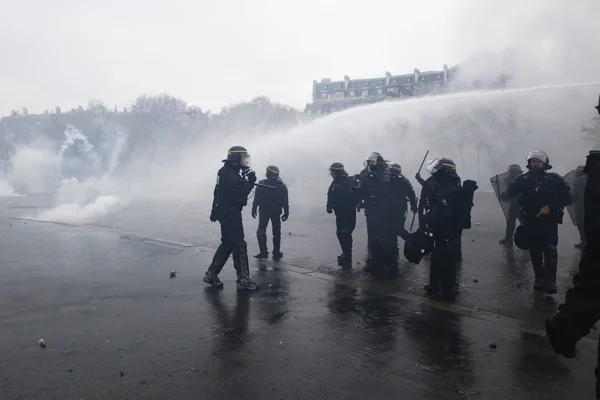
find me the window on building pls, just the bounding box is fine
[377,88,383,95]
[321,93,327,99]
[333,91,344,98]
[362,89,369,97]
[349,90,355,97]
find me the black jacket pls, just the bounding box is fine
[508,170,571,221]
[211,163,254,216]
[357,165,392,208]
[327,174,358,216]
[252,178,289,216]
[390,173,417,211]
[423,175,463,239]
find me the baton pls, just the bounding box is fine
[410,150,430,232]
[253,182,275,189]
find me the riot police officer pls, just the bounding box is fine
[508,150,571,294]
[252,165,289,260]
[421,157,463,299]
[357,152,396,269]
[326,162,359,267]
[499,164,523,246]
[389,163,418,245]
[204,145,260,290]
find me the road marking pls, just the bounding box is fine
[11,216,597,344]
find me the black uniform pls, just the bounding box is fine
[573,167,587,247]
[358,161,396,268]
[545,151,600,397]
[252,168,289,260]
[417,175,436,227]
[389,165,417,242]
[204,146,259,291]
[508,163,571,294]
[327,164,358,266]
[421,159,463,298]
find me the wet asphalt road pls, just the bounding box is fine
[0,193,598,399]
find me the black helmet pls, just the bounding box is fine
[389,162,402,176]
[223,145,251,168]
[329,162,346,178]
[266,165,280,180]
[508,164,521,171]
[426,157,458,177]
[576,165,585,172]
[526,150,552,170]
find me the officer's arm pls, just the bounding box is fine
[222,172,248,206]
[282,184,290,216]
[507,174,524,196]
[548,176,572,211]
[252,185,262,214]
[326,182,334,211]
[405,178,418,209]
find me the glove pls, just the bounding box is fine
[246,170,257,184]
[251,210,257,219]
[281,214,288,222]
[210,210,218,222]
[326,206,333,214]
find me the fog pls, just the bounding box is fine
[1,0,599,224]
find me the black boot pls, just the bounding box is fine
[256,229,268,258]
[544,245,558,294]
[338,253,352,268]
[272,231,282,260]
[235,243,260,291]
[203,245,230,288]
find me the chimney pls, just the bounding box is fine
[443,64,448,83]
[313,80,317,103]
[385,71,391,86]
[344,75,350,90]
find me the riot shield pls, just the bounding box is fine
[563,170,579,226]
[489,171,512,220]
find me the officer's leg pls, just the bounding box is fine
[425,237,443,295]
[529,244,545,291]
[501,217,516,245]
[271,213,282,259]
[543,222,559,294]
[338,214,355,267]
[255,211,269,258]
[440,238,460,297]
[397,212,411,241]
[335,217,345,258]
[230,213,259,290]
[204,216,233,288]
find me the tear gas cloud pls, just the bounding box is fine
[2,0,600,224]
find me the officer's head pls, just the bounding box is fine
[389,163,402,177]
[223,146,251,170]
[329,162,346,179]
[266,165,281,180]
[426,157,458,178]
[526,150,551,171]
[508,164,521,172]
[364,152,386,169]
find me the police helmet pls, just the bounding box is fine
[329,162,346,178]
[526,150,552,170]
[223,145,251,168]
[363,152,385,168]
[426,157,458,177]
[508,164,521,171]
[266,165,280,180]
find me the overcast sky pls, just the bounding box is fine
[1,0,599,115]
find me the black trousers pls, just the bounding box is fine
[365,206,397,265]
[257,211,282,253]
[208,211,250,279]
[335,210,356,256]
[429,236,461,291]
[527,219,559,283]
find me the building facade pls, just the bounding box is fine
[304,64,507,115]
